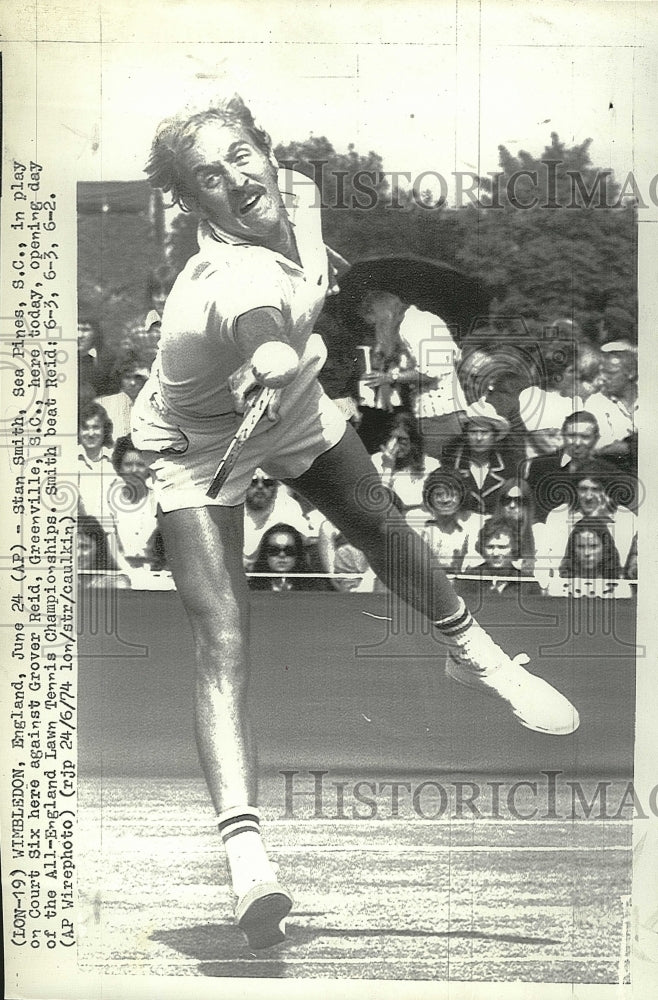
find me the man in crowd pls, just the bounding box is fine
[526,411,619,521]
[243,471,318,570]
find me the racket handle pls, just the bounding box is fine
[206,386,276,499]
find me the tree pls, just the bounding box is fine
[454,133,637,338]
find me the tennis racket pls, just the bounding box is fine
[206,386,277,499]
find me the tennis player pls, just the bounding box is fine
[133,95,579,951]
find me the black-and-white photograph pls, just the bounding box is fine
[2,2,657,997]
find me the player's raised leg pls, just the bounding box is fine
[158,503,292,949]
[289,424,579,736]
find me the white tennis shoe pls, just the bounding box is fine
[446,631,580,735]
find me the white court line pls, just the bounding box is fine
[273,844,630,854]
[90,817,634,829]
[268,818,633,827]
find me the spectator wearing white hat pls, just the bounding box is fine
[441,400,518,515]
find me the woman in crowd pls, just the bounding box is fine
[559,519,623,579]
[370,412,440,511]
[77,400,116,522]
[460,517,541,599]
[441,400,519,515]
[108,435,165,571]
[406,468,482,573]
[492,479,538,576]
[249,523,324,592]
[77,514,130,589]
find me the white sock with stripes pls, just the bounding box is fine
[433,598,506,675]
[217,806,278,898]
[432,598,473,638]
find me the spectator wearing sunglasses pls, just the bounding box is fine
[492,479,539,576]
[249,524,325,591]
[243,470,314,570]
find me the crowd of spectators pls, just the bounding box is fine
[77,265,174,588]
[77,269,638,597]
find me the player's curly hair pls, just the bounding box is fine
[144,94,272,211]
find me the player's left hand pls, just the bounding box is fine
[244,386,282,423]
[228,358,260,414]
[262,389,282,423]
[229,362,282,423]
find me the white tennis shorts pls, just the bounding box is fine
[132,377,347,511]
